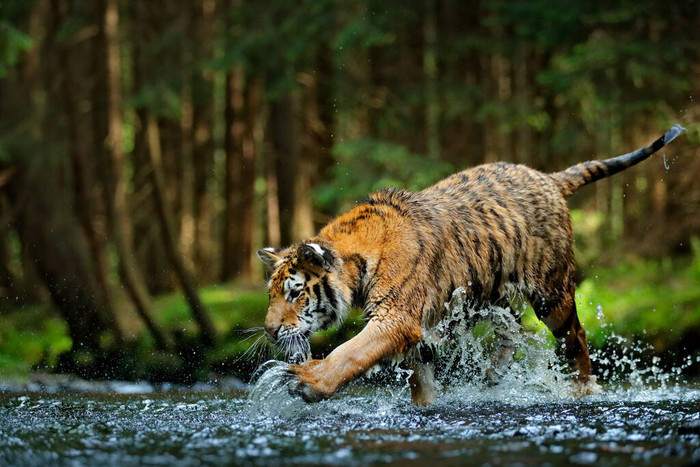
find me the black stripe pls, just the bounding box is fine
[368,285,400,318]
[552,310,576,339]
[327,308,337,324]
[321,276,337,311]
[650,136,665,153]
[451,224,466,255]
[489,235,503,299]
[313,283,322,310]
[585,163,600,181]
[468,264,484,301]
[508,270,519,284]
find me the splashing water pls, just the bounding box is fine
[250,286,698,415]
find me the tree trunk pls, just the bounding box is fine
[9,164,117,353]
[95,0,171,350]
[222,64,247,279]
[0,201,19,302]
[222,74,260,281]
[191,0,216,280]
[238,77,261,278]
[179,52,196,269]
[131,0,174,294]
[268,95,297,245]
[296,45,335,240]
[52,0,123,341]
[423,0,440,160]
[146,115,218,348]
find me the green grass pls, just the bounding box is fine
[0,303,72,379]
[575,254,700,350]
[154,285,268,337]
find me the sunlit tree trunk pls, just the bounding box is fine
[131,0,174,294]
[297,46,335,240]
[179,33,196,269]
[268,95,297,245]
[239,77,261,277]
[146,115,218,347]
[264,137,282,249]
[95,0,171,350]
[222,64,246,279]
[222,68,259,280]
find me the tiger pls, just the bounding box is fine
[257,124,685,405]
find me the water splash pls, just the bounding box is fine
[423,287,576,404]
[250,287,697,413]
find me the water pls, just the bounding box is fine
[1,294,699,466]
[0,385,698,466]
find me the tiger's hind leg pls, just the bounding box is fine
[529,286,600,396]
[407,343,438,405]
[485,334,517,386]
[408,362,438,406]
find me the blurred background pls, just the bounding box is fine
[0,0,699,384]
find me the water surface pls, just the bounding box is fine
[1,382,698,466]
[2,302,699,466]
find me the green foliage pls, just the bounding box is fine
[220,0,337,97]
[315,138,454,213]
[575,253,700,350]
[0,22,32,78]
[570,209,606,266]
[0,304,72,379]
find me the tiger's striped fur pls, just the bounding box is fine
[257,125,684,405]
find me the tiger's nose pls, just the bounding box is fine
[265,325,280,340]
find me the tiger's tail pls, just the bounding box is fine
[550,124,685,197]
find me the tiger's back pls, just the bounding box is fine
[323,161,575,331]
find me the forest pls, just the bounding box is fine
[0,0,699,383]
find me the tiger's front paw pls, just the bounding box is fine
[286,359,339,403]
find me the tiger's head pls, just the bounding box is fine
[257,242,351,363]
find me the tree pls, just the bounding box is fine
[94,0,171,350]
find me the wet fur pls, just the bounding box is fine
[258,127,681,404]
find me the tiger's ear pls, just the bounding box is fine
[257,247,282,271]
[297,243,334,271]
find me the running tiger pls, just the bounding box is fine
[257,124,685,405]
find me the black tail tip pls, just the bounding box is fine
[663,124,687,144]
